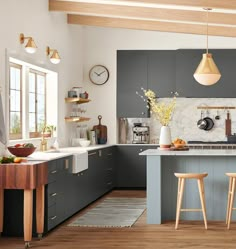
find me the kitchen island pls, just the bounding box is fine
[140,149,236,224]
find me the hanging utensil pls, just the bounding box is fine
[215,110,220,120]
[197,111,207,130]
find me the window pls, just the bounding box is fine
[9,63,22,140]
[29,69,46,138]
[8,57,58,141]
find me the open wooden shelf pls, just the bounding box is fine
[64,117,90,122]
[197,106,236,110]
[65,97,91,104]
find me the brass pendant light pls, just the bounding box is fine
[193,8,221,86]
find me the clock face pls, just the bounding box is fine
[89,65,109,85]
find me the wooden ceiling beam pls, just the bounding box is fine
[49,0,236,26]
[116,0,236,10]
[68,14,236,37]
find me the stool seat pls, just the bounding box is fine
[174,173,208,179]
[226,173,236,177]
[174,172,208,230]
[226,173,236,229]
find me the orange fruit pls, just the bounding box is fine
[14,157,22,163]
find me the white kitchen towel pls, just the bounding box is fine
[72,151,88,174]
[0,92,6,145]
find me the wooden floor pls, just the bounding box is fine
[1,190,236,249]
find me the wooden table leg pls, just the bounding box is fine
[36,185,45,239]
[0,189,3,234]
[24,189,33,245]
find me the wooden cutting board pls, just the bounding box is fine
[93,115,107,144]
[225,111,231,136]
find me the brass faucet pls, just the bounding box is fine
[40,126,48,151]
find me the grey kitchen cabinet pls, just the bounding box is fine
[116,145,157,188]
[45,156,72,231]
[147,50,176,97]
[117,50,149,118]
[87,147,115,201]
[176,49,236,97]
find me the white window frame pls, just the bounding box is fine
[7,56,58,144]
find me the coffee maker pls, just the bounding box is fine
[132,123,150,144]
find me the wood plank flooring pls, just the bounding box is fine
[1,190,236,249]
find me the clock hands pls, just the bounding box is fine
[94,72,99,76]
[97,70,105,76]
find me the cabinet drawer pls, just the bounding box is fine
[47,204,58,230]
[47,182,62,207]
[48,163,58,183]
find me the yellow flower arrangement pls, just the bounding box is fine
[143,89,176,126]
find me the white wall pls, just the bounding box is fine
[82,26,236,143]
[0,0,84,153]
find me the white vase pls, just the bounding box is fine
[159,126,172,148]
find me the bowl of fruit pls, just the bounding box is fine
[172,138,187,149]
[7,143,36,157]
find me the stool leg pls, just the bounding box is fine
[197,179,207,229]
[226,177,233,225]
[228,177,236,229]
[175,178,185,229]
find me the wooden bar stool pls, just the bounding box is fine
[225,173,236,229]
[174,173,208,230]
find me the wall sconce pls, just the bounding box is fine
[46,46,61,64]
[19,33,37,54]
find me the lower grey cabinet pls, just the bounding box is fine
[116,145,157,188]
[87,147,115,201]
[45,156,72,232]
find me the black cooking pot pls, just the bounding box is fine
[203,117,214,131]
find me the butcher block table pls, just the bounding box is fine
[0,161,48,248]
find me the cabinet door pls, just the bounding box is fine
[176,49,236,97]
[147,50,176,97]
[116,145,157,188]
[117,50,148,117]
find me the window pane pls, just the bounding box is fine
[10,90,21,112]
[15,68,21,90]
[37,75,45,94]
[10,67,21,90]
[29,113,35,132]
[29,72,35,93]
[37,94,45,114]
[10,112,21,134]
[29,93,35,113]
[37,114,45,131]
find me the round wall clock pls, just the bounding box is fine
[89,65,109,85]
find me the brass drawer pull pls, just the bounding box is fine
[51,193,57,197]
[65,159,69,169]
[50,216,57,220]
[107,168,113,171]
[51,170,57,174]
[88,152,96,156]
[107,153,113,156]
[107,182,113,185]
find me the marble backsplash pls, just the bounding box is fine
[120,98,236,144]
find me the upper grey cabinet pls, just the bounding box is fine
[176,49,236,97]
[117,50,148,118]
[147,50,176,97]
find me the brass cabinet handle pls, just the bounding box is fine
[51,193,57,197]
[107,153,113,156]
[107,182,113,185]
[50,216,57,220]
[65,159,69,169]
[88,152,97,156]
[51,170,57,174]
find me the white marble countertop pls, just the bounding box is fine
[139,149,236,156]
[28,144,116,161]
